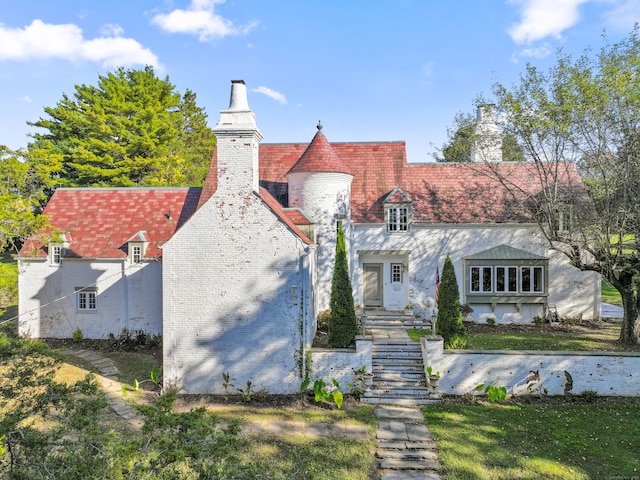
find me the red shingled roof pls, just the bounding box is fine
[286,131,353,176]
[259,142,586,224]
[20,188,201,259]
[258,188,313,245]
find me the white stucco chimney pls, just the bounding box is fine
[213,80,263,194]
[470,104,502,163]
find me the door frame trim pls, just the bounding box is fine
[363,263,383,308]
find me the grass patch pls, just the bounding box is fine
[230,435,376,479]
[601,278,623,306]
[466,322,640,352]
[0,252,17,315]
[202,403,377,429]
[424,399,640,480]
[407,329,433,342]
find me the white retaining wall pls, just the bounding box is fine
[310,336,372,389]
[422,336,640,397]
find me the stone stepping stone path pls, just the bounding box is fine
[64,348,145,429]
[375,406,443,480]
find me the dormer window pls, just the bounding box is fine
[384,186,412,233]
[132,245,142,263]
[388,207,409,232]
[126,231,149,265]
[51,244,62,264]
[48,234,70,265]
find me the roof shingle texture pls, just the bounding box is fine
[259,142,585,224]
[21,188,201,259]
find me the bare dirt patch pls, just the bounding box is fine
[464,319,616,335]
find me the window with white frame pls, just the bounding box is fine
[50,244,62,264]
[387,206,409,232]
[391,263,403,283]
[128,242,146,264]
[520,266,544,293]
[76,288,97,311]
[470,266,493,292]
[495,266,518,293]
[132,245,142,263]
[469,265,545,295]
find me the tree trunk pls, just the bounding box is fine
[617,283,640,345]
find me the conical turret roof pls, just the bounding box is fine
[286,123,354,176]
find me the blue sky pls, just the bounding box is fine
[1,0,639,163]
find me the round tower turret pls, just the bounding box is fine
[286,122,354,310]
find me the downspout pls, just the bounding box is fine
[122,261,130,333]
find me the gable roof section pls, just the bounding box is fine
[384,186,412,204]
[20,188,201,259]
[258,188,313,245]
[259,142,586,224]
[464,244,546,261]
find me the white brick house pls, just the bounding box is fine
[18,80,600,394]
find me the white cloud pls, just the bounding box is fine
[511,43,552,62]
[19,96,32,103]
[422,62,434,79]
[601,0,640,30]
[507,0,589,44]
[0,19,160,68]
[252,86,287,104]
[100,24,124,37]
[151,0,258,42]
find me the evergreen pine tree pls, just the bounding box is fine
[437,256,467,348]
[328,223,358,347]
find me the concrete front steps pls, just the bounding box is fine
[364,310,430,330]
[360,315,438,406]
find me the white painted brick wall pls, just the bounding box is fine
[18,259,162,339]
[163,190,314,394]
[422,337,640,396]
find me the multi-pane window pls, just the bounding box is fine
[470,265,545,294]
[495,266,518,293]
[521,266,544,293]
[470,266,493,292]
[77,290,97,311]
[387,207,409,232]
[51,245,62,264]
[391,263,403,284]
[132,245,142,263]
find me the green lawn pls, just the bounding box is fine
[466,322,639,352]
[601,278,623,306]
[424,399,640,480]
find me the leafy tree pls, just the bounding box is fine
[490,28,640,344]
[437,111,525,162]
[0,146,61,253]
[436,256,466,348]
[28,66,215,187]
[328,223,358,347]
[437,112,474,162]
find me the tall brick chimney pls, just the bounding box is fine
[211,80,263,195]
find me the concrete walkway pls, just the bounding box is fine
[601,302,623,319]
[375,406,442,480]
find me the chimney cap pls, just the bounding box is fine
[231,79,246,85]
